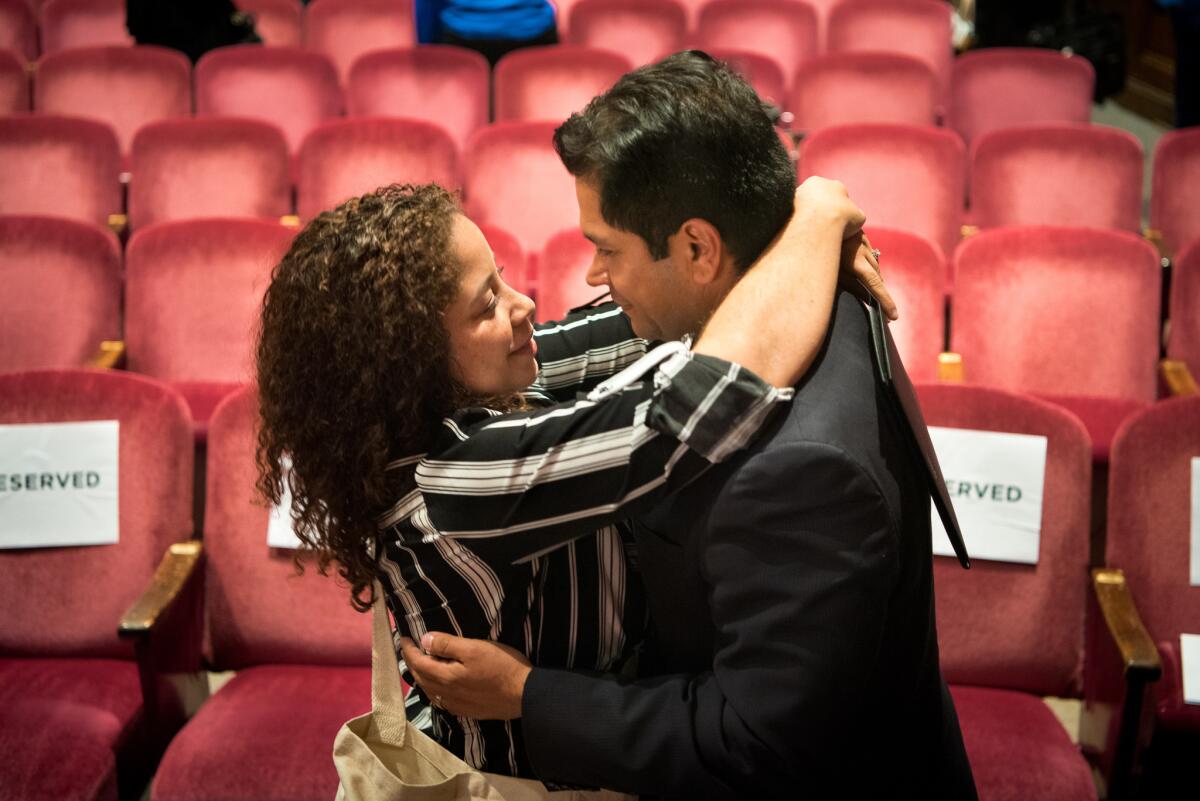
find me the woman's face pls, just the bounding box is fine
[444,214,539,397]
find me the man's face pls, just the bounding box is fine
[575,178,700,342]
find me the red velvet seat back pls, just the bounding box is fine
[567,0,687,67]
[827,0,953,95]
[40,0,133,53]
[0,216,121,372]
[705,47,787,109]
[35,45,191,158]
[798,122,966,260]
[129,117,292,230]
[494,45,632,123]
[789,52,939,133]
[0,0,37,61]
[464,121,578,256]
[1105,397,1200,710]
[195,45,342,157]
[0,48,27,112]
[1168,241,1200,379]
[296,116,459,221]
[1151,127,1200,259]
[951,226,1160,402]
[696,0,817,82]
[0,369,193,659]
[861,227,944,383]
[917,383,1092,697]
[124,219,296,384]
[970,123,1143,232]
[346,46,489,150]
[204,387,370,668]
[479,223,530,297]
[234,0,303,47]
[305,0,416,84]
[0,115,121,226]
[538,228,599,322]
[949,47,1094,146]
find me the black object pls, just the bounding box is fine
[1027,0,1127,102]
[868,294,970,569]
[127,0,260,64]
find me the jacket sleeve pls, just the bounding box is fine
[519,441,900,799]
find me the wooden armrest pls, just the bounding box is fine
[107,213,128,236]
[120,540,203,636]
[279,214,301,228]
[1142,227,1169,263]
[1161,359,1198,397]
[938,352,964,382]
[1091,568,1161,681]
[87,339,125,370]
[960,224,979,239]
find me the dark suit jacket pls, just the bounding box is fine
[521,292,978,800]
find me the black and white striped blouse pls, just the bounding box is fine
[376,302,793,778]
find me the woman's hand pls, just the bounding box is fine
[843,231,898,320]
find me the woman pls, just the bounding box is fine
[256,181,884,777]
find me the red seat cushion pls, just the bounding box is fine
[1037,394,1150,463]
[0,657,143,801]
[152,664,370,801]
[951,685,1097,801]
[173,380,242,443]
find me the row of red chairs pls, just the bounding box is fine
[0,41,1095,151]
[3,213,1197,459]
[5,113,1198,267]
[2,368,1194,800]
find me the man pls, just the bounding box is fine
[403,51,977,800]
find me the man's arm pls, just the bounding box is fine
[406,441,900,798]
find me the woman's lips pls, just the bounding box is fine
[512,333,537,356]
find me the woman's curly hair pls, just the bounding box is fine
[256,183,472,611]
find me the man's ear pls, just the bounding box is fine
[670,218,728,286]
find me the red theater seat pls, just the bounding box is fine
[827,0,953,96]
[463,121,579,258]
[494,45,632,123]
[1168,241,1200,381]
[304,0,416,85]
[234,0,303,47]
[950,226,1160,461]
[860,227,944,382]
[129,117,291,230]
[0,48,27,111]
[538,228,600,322]
[798,122,966,261]
[705,47,788,110]
[35,45,191,159]
[480,223,530,297]
[195,45,342,159]
[296,116,459,221]
[123,219,296,438]
[0,216,120,372]
[949,47,1094,146]
[696,0,817,84]
[969,124,1143,233]
[917,382,1098,801]
[566,0,687,67]
[0,368,194,801]
[151,386,371,801]
[788,52,939,133]
[1151,127,1200,260]
[40,0,133,54]
[346,45,488,150]
[0,0,37,61]
[0,115,121,227]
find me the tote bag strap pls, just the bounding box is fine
[370,581,411,744]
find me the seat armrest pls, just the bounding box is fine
[938,352,963,382]
[119,540,209,761]
[88,340,126,370]
[1161,359,1198,397]
[1081,568,1161,801]
[1142,227,1168,263]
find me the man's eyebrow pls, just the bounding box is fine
[582,231,609,247]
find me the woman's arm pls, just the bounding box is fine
[527,302,647,404]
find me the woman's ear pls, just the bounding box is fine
[672,218,726,286]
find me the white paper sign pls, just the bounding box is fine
[929,426,1048,565]
[1191,458,1200,587]
[0,421,119,548]
[267,457,303,549]
[1182,634,1200,705]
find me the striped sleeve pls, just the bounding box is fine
[530,302,648,402]
[415,343,794,564]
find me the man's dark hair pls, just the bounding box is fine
[553,50,796,272]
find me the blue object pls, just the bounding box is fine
[439,0,555,41]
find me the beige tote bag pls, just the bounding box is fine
[333,585,633,801]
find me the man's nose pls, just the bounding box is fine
[585,255,607,288]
